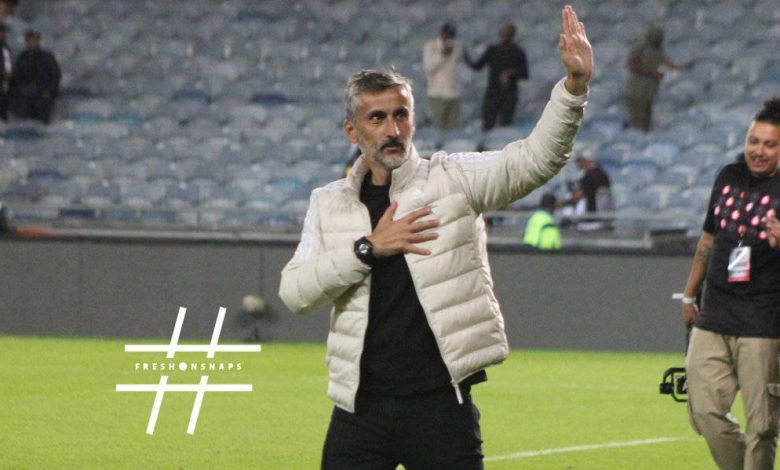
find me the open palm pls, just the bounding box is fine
[559,5,594,91]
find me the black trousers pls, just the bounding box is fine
[321,387,483,470]
[0,90,8,121]
[13,93,55,124]
[482,88,518,132]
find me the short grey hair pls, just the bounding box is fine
[344,68,414,122]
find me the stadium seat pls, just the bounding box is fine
[27,167,64,189]
[251,92,291,106]
[0,0,767,238]
[642,141,680,168]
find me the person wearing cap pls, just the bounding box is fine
[423,22,463,148]
[0,23,12,121]
[9,29,60,123]
[624,24,693,132]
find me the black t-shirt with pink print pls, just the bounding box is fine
[697,159,780,338]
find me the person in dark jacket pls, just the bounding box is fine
[465,22,529,145]
[0,23,12,121]
[10,30,60,123]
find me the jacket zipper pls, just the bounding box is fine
[389,189,465,405]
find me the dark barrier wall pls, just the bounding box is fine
[0,238,692,352]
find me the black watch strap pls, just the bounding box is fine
[353,236,377,267]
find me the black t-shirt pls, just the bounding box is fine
[580,165,611,212]
[358,174,485,396]
[696,161,780,337]
[473,44,528,93]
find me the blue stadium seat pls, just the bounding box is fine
[27,167,65,189]
[642,141,680,168]
[172,89,212,105]
[3,0,766,233]
[1,180,42,202]
[251,92,291,106]
[4,124,43,142]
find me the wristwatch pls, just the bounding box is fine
[353,236,377,267]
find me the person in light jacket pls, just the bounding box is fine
[423,22,462,148]
[279,6,593,469]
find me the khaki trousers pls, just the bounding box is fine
[686,327,780,470]
[429,97,460,131]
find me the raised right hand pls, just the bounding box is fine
[559,5,593,95]
[368,201,439,257]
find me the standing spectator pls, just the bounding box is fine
[624,24,693,132]
[465,22,529,149]
[523,193,561,250]
[423,22,462,148]
[10,30,60,123]
[0,0,26,53]
[681,96,780,470]
[0,23,12,121]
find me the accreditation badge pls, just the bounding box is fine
[727,246,751,282]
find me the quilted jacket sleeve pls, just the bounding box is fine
[278,189,371,315]
[442,78,587,214]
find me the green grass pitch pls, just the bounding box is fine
[1,336,731,469]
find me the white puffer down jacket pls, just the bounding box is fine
[279,78,587,412]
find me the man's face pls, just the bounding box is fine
[499,24,515,44]
[345,85,415,174]
[744,121,780,178]
[26,36,39,51]
[0,1,16,15]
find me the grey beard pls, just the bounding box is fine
[364,144,409,172]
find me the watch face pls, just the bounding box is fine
[358,243,370,256]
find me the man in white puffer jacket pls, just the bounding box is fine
[280,6,593,469]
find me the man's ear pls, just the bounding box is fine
[344,119,358,145]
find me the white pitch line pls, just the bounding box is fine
[481,381,650,394]
[485,437,685,462]
[124,345,261,353]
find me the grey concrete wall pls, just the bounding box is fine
[0,238,691,352]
